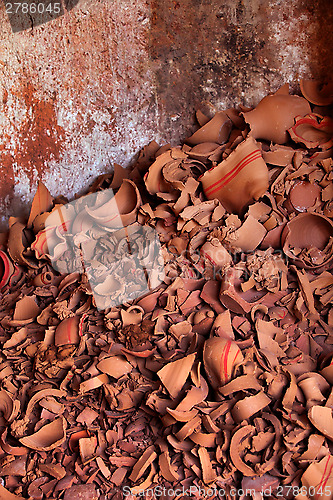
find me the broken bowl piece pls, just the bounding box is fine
[288,114,333,150]
[54,316,81,346]
[223,215,267,252]
[281,213,333,269]
[187,142,222,163]
[85,179,141,229]
[200,238,232,268]
[186,111,232,146]
[157,353,196,399]
[203,337,243,389]
[97,355,132,379]
[19,417,66,451]
[308,406,333,441]
[200,136,269,215]
[0,250,15,289]
[242,94,311,144]
[288,180,321,212]
[300,79,333,106]
[11,296,40,326]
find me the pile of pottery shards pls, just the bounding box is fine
[0,79,332,500]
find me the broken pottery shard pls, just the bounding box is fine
[0,250,15,289]
[186,111,232,145]
[242,93,311,144]
[230,426,256,476]
[301,455,333,500]
[97,355,132,378]
[27,181,53,228]
[0,485,25,500]
[157,354,196,399]
[288,180,321,212]
[11,296,40,326]
[198,446,217,484]
[203,337,243,389]
[300,79,333,106]
[63,484,98,500]
[129,445,157,482]
[54,316,81,346]
[19,417,66,451]
[308,406,333,441]
[224,215,267,252]
[200,136,269,215]
[232,392,271,422]
[281,213,333,270]
[86,178,141,228]
[288,114,333,150]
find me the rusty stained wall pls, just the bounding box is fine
[0,0,332,227]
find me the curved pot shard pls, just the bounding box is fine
[281,213,333,270]
[288,114,333,150]
[199,137,269,215]
[300,79,333,106]
[242,94,311,144]
[186,111,232,146]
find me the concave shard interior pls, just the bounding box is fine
[0,80,333,499]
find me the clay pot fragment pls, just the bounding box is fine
[242,94,311,144]
[200,136,269,215]
[157,353,196,399]
[231,392,271,422]
[33,271,55,287]
[281,213,333,269]
[19,417,66,451]
[0,250,15,289]
[308,406,333,441]
[223,215,267,252]
[85,179,141,229]
[288,180,321,212]
[54,316,81,346]
[203,337,243,389]
[11,296,40,326]
[288,114,333,150]
[300,79,333,106]
[97,355,132,379]
[27,181,53,228]
[187,142,222,163]
[186,111,232,145]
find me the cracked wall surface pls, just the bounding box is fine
[0,0,332,227]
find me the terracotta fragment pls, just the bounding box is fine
[27,181,53,228]
[200,136,269,215]
[282,213,333,269]
[86,179,141,229]
[0,485,25,500]
[186,111,232,145]
[301,455,333,500]
[157,353,196,398]
[63,485,98,500]
[129,445,157,482]
[288,113,333,150]
[0,250,15,289]
[232,392,271,422]
[242,93,311,144]
[54,316,81,346]
[203,337,243,389]
[159,450,180,482]
[300,79,333,106]
[288,180,321,212]
[97,355,132,378]
[308,406,333,441]
[19,417,66,451]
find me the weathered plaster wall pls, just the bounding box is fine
[0,0,332,227]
